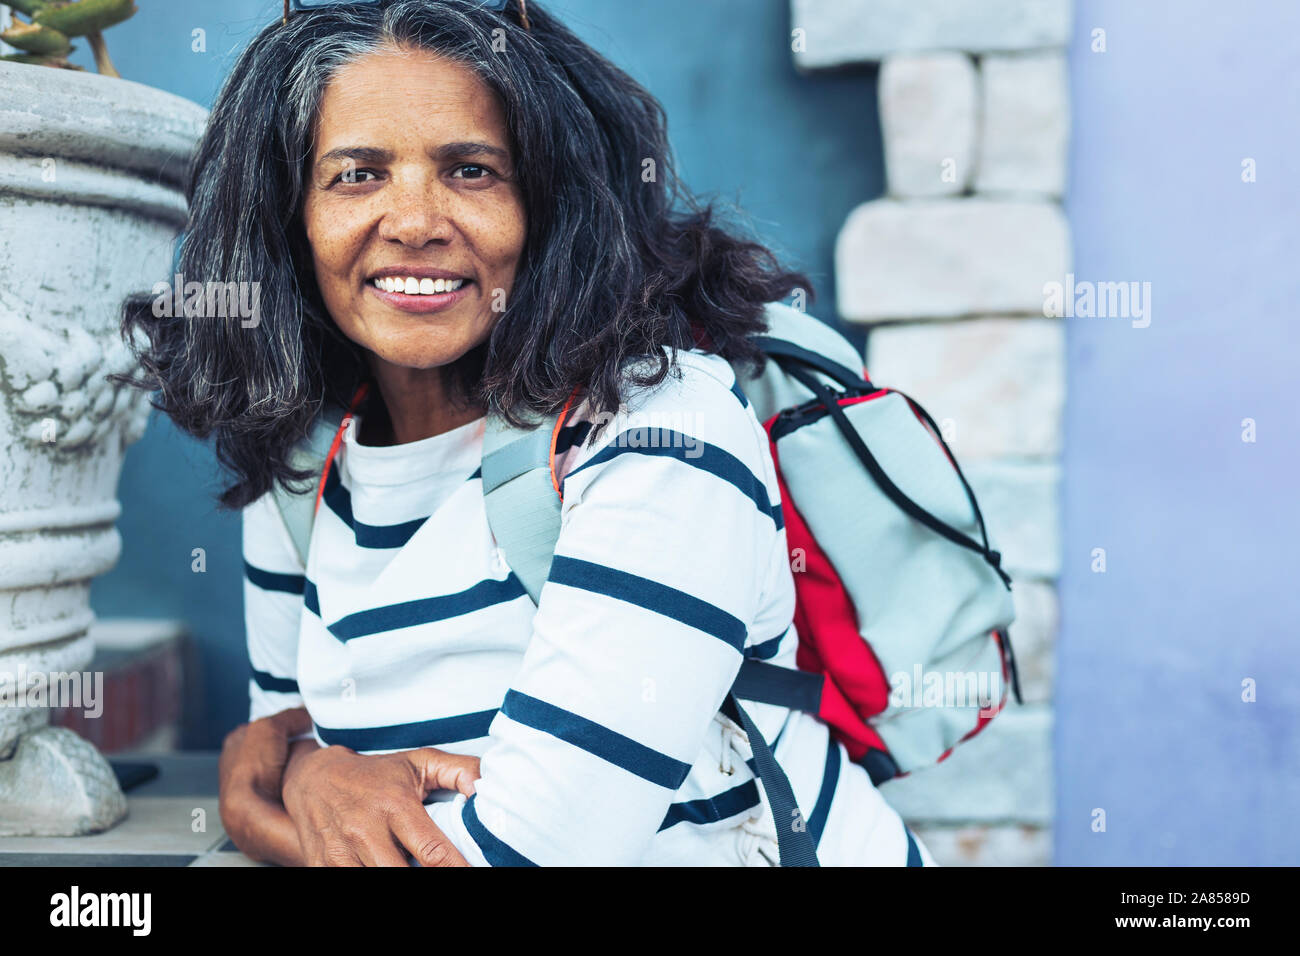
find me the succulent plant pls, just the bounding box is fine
[1,0,138,76]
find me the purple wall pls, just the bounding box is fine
[1058,0,1300,864]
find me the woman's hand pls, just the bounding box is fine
[218,707,313,866]
[282,744,481,867]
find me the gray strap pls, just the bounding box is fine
[733,659,824,714]
[270,406,345,568]
[481,418,556,494]
[481,413,564,604]
[272,481,317,569]
[723,693,820,867]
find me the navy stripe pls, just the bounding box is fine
[745,626,791,661]
[250,668,299,694]
[729,379,749,408]
[463,794,536,866]
[314,708,497,751]
[808,733,841,847]
[303,579,320,616]
[770,502,785,531]
[659,779,761,831]
[563,430,779,528]
[905,826,923,867]
[771,714,791,753]
[502,690,692,789]
[326,574,527,641]
[467,466,482,481]
[555,420,592,455]
[321,466,354,525]
[244,561,305,595]
[322,468,429,549]
[547,555,747,653]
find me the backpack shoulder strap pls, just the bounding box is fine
[481,408,566,605]
[738,302,868,423]
[270,405,345,568]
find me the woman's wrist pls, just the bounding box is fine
[282,738,329,809]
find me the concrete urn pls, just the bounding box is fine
[0,61,206,835]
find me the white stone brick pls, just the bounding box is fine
[909,823,1052,865]
[1006,578,1058,704]
[865,317,1065,459]
[976,52,1070,196]
[880,705,1052,824]
[791,0,1072,69]
[963,460,1061,578]
[836,198,1070,322]
[879,53,977,197]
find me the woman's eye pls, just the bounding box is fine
[331,168,378,186]
[453,164,493,181]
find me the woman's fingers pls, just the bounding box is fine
[390,805,469,867]
[278,745,478,866]
[405,748,481,797]
[356,831,412,868]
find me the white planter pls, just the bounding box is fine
[0,61,206,835]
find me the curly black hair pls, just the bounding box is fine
[115,0,811,509]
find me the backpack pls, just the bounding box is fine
[271,301,1022,867]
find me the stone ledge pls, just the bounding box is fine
[792,0,1073,70]
[0,752,262,866]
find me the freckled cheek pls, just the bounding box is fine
[480,206,527,288]
[306,203,368,283]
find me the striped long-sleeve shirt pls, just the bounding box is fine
[243,347,934,866]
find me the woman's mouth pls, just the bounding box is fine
[367,275,473,314]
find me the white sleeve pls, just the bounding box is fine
[428,366,780,865]
[242,491,308,722]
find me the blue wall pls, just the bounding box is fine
[88,0,882,747]
[1057,0,1300,864]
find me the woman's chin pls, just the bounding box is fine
[366,341,478,373]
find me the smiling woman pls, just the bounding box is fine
[117,0,802,505]
[113,0,935,868]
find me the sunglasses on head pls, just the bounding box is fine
[282,0,522,27]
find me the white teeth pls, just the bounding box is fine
[374,276,466,295]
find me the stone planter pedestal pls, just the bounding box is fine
[0,62,206,835]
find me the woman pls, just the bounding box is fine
[122,0,935,866]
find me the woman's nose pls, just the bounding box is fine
[376,179,455,248]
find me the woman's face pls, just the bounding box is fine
[303,45,526,379]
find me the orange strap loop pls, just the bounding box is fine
[314,382,371,516]
[548,385,583,502]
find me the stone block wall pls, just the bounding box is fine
[791,0,1073,865]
